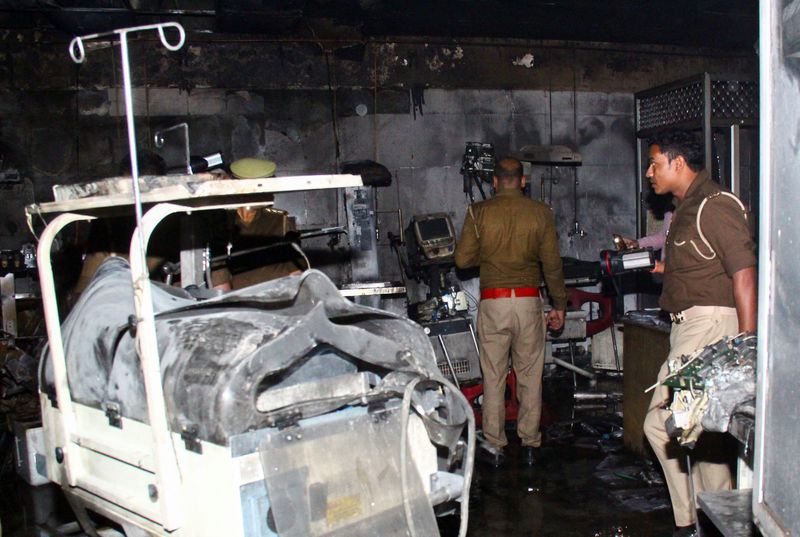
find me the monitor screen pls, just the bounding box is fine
[417,217,451,242]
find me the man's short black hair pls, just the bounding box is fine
[494,157,523,182]
[648,130,704,172]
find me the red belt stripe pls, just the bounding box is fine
[480,287,540,300]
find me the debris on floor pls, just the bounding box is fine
[439,375,676,537]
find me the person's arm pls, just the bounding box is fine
[637,211,672,251]
[701,199,757,332]
[538,210,567,330]
[454,207,480,269]
[732,266,757,332]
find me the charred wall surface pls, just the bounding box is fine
[0,31,756,288]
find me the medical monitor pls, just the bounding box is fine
[410,213,456,261]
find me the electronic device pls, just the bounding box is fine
[409,213,456,262]
[514,144,582,166]
[1,249,27,275]
[460,142,495,182]
[442,288,469,313]
[600,248,656,277]
[166,153,224,175]
[403,213,470,324]
[460,142,495,202]
[1,244,36,276]
[192,152,223,173]
[410,287,469,324]
[662,333,757,447]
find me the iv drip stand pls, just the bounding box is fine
[67,23,186,530]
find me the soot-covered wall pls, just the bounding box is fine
[0,32,755,294]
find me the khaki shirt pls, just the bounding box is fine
[454,188,568,311]
[660,170,756,313]
[229,208,304,289]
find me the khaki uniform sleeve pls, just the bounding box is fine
[701,196,757,276]
[454,207,480,269]
[539,209,568,311]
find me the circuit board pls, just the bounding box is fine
[662,333,757,390]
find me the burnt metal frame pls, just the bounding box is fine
[28,173,362,534]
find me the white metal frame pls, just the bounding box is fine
[33,174,362,534]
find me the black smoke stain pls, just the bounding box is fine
[578,117,605,146]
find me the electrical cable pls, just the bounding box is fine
[324,51,341,171]
[400,377,422,537]
[25,210,41,242]
[400,375,475,537]
[291,242,311,271]
[440,376,476,537]
[387,233,408,286]
[462,289,479,313]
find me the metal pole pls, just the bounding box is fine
[730,123,741,198]
[467,318,480,356]
[552,356,596,381]
[636,138,643,237]
[610,323,621,372]
[437,334,461,389]
[117,31,148,281]
[68,23,186,530]
[685,451,703,536]
[703,73,713,174]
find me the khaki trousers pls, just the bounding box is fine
[643,306,739,527]
[477,296,546,449]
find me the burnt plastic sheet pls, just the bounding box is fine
[595,455,669,513]
[701,363,756,434]
[41,257,446,445]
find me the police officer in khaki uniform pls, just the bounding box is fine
[454,157,567,467]
[641,131,757,537]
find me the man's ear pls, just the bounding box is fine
[673,155,686,172]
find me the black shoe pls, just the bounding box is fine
[477,446,505,468]
[672,526,697,537]
[522,446,539,466]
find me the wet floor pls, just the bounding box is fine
[439,369,679,537]
[1,364,704,537]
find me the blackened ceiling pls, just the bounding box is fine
[0,0,758,50]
